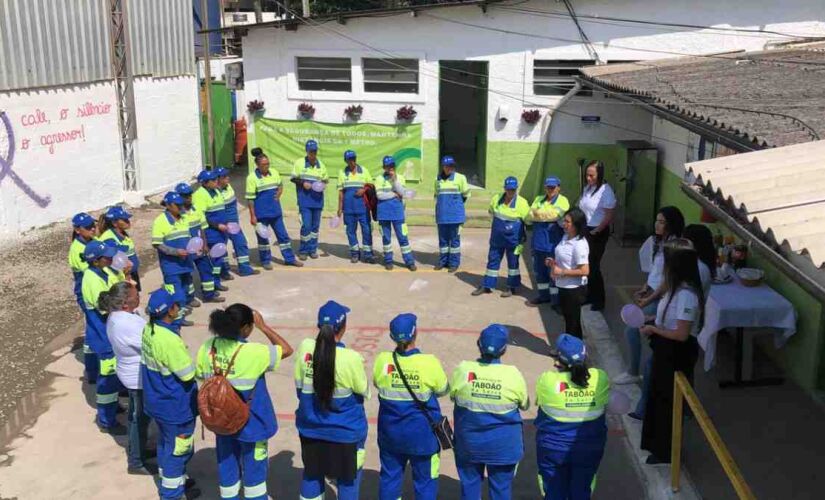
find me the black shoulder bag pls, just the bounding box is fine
[392,351,454,450]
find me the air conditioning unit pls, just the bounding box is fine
[226,62,244,90]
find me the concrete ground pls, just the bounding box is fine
[0,214,646,499]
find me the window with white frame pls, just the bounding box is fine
[296,57,352,92]
[533,60,593,96]
[363,58,419,94]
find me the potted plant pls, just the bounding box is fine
[396,105,417,122]
[521,109,541,125]
[247,99,265,116]
[298,102,315,119]
[344,104,363,121]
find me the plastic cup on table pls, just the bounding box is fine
[329,216,341,229]
[111,251,129,271]
[226,222,241,235]
[186,236,204,254]
[620,303,645,329]
[209,243,227,259]
[311,181,325,193]
[403,189,416,199]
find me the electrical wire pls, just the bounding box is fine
[561,0,601,63]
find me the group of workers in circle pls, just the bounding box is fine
[67,140,624,499]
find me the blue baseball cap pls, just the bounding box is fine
[72,212,95,228]
[215,166,229,177]
[317,300,350,330]
[344,150,357,161]
[479,324,509,357]
[504,176,518,190]
[175,183,193,195]
[441,155,456,166]
[197,169,218,183]
[83,240,117,261]
[389,313,417,343]
[162,191,185,206]
[555,333,587,365]
[146,288,176,318]
[544,176,561,188]
[104,206,132,221]
[382,155,396,168]
[305,139,318,152]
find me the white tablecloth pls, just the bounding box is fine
[697,276,797,371]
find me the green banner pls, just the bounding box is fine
[251,118,423,181]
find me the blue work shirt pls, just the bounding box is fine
[245,168,283,219]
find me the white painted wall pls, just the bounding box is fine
[133,76,202,194]
[241,0,825,145]
[0,83,123,240]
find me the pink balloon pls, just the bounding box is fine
[111,251,129,271]
[607,390,631,414]
[209,243,228,259]
[186,237,204,254]
[403,189,416,199]
[255,223,270,239]
[620,304,645,329]
[329,216,341,229]
[226,222,241,235]
[311,181,325,193]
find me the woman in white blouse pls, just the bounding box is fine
[546,208,590,338]
[576,161,616,312]
[638,239,703,465]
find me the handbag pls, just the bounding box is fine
[392,350,454,450]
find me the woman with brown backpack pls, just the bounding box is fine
[194,304,293,500]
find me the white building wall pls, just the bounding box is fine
[0,83,123,240]
[241,0,825,145]
[133,76,202,194]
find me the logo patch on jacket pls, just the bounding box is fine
[557,381,569,393]
[385,363,396,375]
[467,372,476,383]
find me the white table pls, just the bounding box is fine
[697,275,797,387]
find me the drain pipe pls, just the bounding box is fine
[535,82,582,194]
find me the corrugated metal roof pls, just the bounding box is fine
[129,0,195,78]
[686,140,825,269]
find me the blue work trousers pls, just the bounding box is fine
[456,461,518,500]
[537,441,605,500]
[163,271,195,307]
[127,389,151,469]
[299,207,322,256]
[223,229,255,276]
[299,444,365,500]
[205,227,227,288]
[482,246,521,290]
[96,352,123,429]
[380,220,415,266]
[344,213,373,260]
[216,435,269,500]
[192,256,217,300]
[256,216,296,265]
[437,223,461,269]
[156,419,195,500]
[533,250,559,304]
[379,449,439,500]
[76,293,98,383]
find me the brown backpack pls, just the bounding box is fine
[197,341,252,435]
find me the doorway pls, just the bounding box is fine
[439,61,488,187]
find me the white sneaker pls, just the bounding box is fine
[613,372,642,385]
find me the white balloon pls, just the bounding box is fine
[111,251,129,271]
[607,390,632,415]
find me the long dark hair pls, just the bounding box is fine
[585,160,605,196]
[653,206,685,259]
[209,304,254,340]
[662,239,705,332]
[683,224,717,279]
[313,321,344,411]
[565,207,587,239]
[558,360,591,388]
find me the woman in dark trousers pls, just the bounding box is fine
[545,208,590,339]
[639,239,704,464]
[576,161,616,311]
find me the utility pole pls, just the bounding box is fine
[253,0,263,23]
[201,0,216,169]
[109,0,138,191]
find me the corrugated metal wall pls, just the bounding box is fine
[0,0,195,92]
[129,0,195,78]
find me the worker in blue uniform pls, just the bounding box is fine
[291,139,329,260]
[98,206,141,289]
[526,176,570,307]
[434,155,471,272]
[374,155,417,271]
[473,176,530,297]
[69,212,99,383]
[535,334,609,500]
[152,192,196,327]
[373,313,449,500]
[216,166,258,277]
[337,150,375,264]
[176,183,224,306]
[295,301,369,500]
[193,169,230,293]
[141,288,200,500]
[450,324,530,500]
